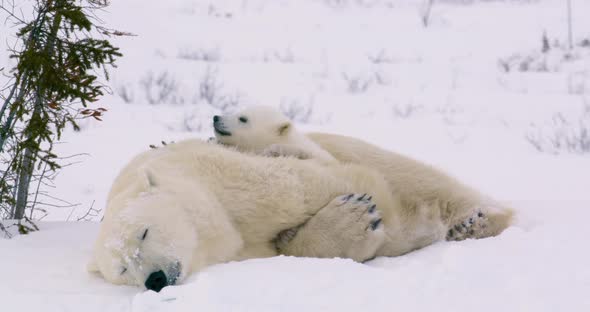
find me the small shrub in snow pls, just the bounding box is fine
[342,72,374,93]
[179,111,207,133]
[140,71,182,105]
[391,101,422,119]
[368,50,394,64]
[262,48,295,63]
[115,83,135,103]
[206,4,233,19]
[198,66,223,105]
[526,109,590,154]
[197,66,241,112]
[280,97,314,124]
[215,93,243,113]
[498,34,590,73]
[419,0,435,28]
[373,69,391,86]
[178,47,221,62]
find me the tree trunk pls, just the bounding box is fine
[13,145,34,219]
[12,11,62,219]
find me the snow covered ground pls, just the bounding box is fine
[1,0,590,311]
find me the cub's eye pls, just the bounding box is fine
[239,116,248,123]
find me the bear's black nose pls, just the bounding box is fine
[213,115,220,122]
[145,270,168,292]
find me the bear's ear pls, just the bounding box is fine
[277,122,291,136]
[143,170,158,189]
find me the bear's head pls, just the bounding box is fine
[89,191,198,292]
[212,106,292,153]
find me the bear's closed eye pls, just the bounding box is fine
[140,229,149,241]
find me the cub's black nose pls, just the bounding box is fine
[145,270,168,292]
[213,115,220,122]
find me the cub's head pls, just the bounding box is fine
[213,106,292,153]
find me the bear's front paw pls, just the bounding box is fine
[335,193,383,232]
[275,193,385,262]
[446,211,488,241]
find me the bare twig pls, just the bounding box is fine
[76,200,101,221]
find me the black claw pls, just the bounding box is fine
[368,204,376,213]
[141,229,149,241]
[371,218,382,230]
[358,193,367,201]
[367,195,372,201]
[343,194,354,201]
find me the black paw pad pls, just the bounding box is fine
[447,229,454,238]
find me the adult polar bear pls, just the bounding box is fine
[212,106,514,256]
[89,139,393,291]
[91,107,514,292]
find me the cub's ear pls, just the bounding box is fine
[277,122,291,136]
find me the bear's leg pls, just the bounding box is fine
[275,193,385,262]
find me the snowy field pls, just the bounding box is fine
[1,0,590,311]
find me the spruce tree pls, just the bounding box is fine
[0,0,124,227]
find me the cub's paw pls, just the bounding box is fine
[262,144,311,160]
[446,211,488,241]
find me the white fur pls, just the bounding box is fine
[89,139,398,287]
[90,107,514,289]
[214,106,515,256]
[213,106,334,162]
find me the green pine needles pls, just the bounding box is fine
[0,0,124,223]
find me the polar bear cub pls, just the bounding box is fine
[212,106,334,162]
